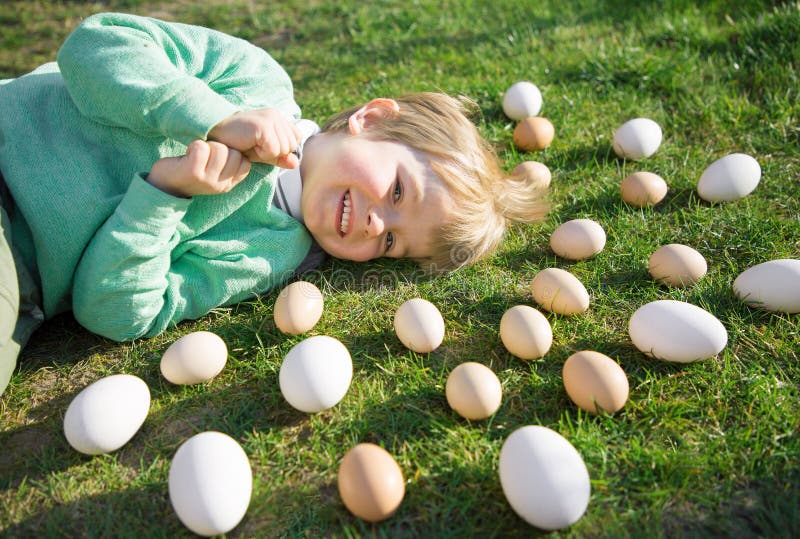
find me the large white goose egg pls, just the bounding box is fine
[63,374,150,455]
[169,431,252,536]
[612,118,662,160]
[279,335,353,413]
[733,259,800,313]
[499,425,590,530]
[697,153,761,202]
[628,300,727,363]
[502,81,543,120]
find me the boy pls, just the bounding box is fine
[0,13,546,396]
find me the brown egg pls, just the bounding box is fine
[512,160,552,188]
[620,171,668,207]
[648,244,707,287]
[530,268,590,315]
[274,281,324,334]
[499,305,552,360]
[338,443,405,522]
[562,350,629,414]
[513,117,554,152]
[549,219,606,261]
[393,298,445,353]
[446,362,503,420]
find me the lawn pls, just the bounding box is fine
[1,0,798,537]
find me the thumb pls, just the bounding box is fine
[275,152,299,170]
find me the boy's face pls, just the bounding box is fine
[299,100,452,262]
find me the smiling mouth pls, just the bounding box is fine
[338,190,352,237]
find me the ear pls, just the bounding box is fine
[348,98,400,135]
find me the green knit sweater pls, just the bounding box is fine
[0,13,312,341]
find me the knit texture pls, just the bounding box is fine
[0,13,312,340]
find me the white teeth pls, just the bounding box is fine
[340,192,351,234]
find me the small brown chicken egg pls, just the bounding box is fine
[562,350,629,414]
[550,219,606,261]
[499,305,552,360]
[620,171,668,207]
[648,244,707,287]
[512,160,552,188]
[446,362,503,420]
[530,268,590,315]
[338,443,405,522]
[513,117,554,152]
[160,331,228,385]
[274,281,324,334]
[393,298,445,353]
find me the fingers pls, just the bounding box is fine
[252,113,302,166]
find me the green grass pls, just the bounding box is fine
[1,0,799,537]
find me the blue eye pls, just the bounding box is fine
[386,231,395,251]
[393,178,402,202]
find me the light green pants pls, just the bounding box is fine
[1,197,44,396]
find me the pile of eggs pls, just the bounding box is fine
[58,80,797,536]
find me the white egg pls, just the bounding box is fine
[550,219,606,260]
[697,153,761,202]
[279,335,353,413]
[612,118,662,160]
[733,259,800,313]
[502,81,543,120]
[499,425,590,530]
[63,374,150,455]
[160,331,228,385]
[628,300,727,363]
[169,431,252,537]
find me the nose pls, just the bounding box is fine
[365,209,385,237]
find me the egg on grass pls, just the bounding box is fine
[445,362,503,420]
[393,298,445,353]
[160,331,228,385]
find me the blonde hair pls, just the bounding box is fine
[322,92,548,271]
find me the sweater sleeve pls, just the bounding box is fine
[71,174,310,341]
[56,12,301,144]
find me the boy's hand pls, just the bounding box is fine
[208,108,301,169]
[148,140,252,198]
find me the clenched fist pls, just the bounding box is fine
[147,140,252,198]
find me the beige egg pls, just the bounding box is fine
[393,298,445,353]
[446,362,503,420]
[530,268,590,315]
[512,160,551,188]
[513,117,554,152]
[620,171,668,207]
[499,305,553,360]
[338,443,405,522]
[550,219,606,260]
[274,281,324,334]
[160,331,228,385]
[649,244,707,287]
[562,351,629,414]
